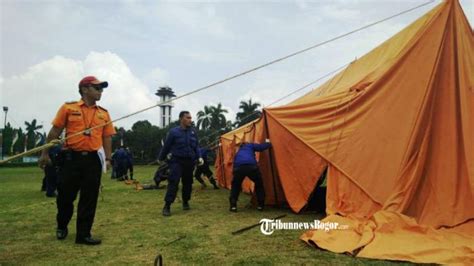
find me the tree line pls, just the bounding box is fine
[2,119,45,156]
[1,99,262,163]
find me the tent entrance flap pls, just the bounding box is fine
[304,167,327,213]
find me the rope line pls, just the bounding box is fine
[199,63,349,147]
[0,0,434,164]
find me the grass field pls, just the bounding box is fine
[0,166,413,265]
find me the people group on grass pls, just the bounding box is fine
[38,76,272,245]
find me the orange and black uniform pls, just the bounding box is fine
[53,100,115,239]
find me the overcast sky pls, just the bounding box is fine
[1,0,473,131]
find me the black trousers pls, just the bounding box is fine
[154,165,169,187]
[44,165,58,196]
[164,158,195,204]
[115,163,128,180]
[56,151,101,238]
[230,164,265,206]
[194,163,216,184]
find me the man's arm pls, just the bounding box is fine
[102,136,112,170]
[252,142,272,152]
[38,126,63,168]
[158,131,174,161]
[193,130,203,165]
[195,133,201,160]
[102,136,112,160]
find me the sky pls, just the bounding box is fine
[1,0,473,131]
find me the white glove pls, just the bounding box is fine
[166,153,172,160]
[265,138,271,143]
[198,158,204,166]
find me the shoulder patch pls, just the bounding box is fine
[97,106,108,112]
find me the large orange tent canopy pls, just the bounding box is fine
[215,0,473,264]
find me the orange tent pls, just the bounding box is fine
[215,0,473,264]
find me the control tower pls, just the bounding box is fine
[155,86,176,128]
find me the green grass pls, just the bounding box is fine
[0,166,414,265]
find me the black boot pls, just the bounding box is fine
[210,177,219,189]
[56,228,68,240]
[76,236,102,245]
[162,202,171,216]
[183,201,190,210]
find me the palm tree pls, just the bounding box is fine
[24,119,43,149]
[196,105,213,130]
[210,103,228,130]
[235,99,261,127]
[25,119,43,135]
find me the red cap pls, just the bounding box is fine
[78,76,108,89]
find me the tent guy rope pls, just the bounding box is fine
[0,0,435,164]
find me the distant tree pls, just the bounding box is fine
[210,103,228,130]
[195,103,233,148]
[235,99,261,128]
[24,119,43,149]
[124,120,166,162]
[13,128,24,154]
[196,105,213,130]
[2,123,13,156]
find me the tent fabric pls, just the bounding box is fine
[300,212,474,264]
[216,116,286,205]
[216,0,473,263]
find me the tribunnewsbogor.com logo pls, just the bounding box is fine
[259,219,349,235]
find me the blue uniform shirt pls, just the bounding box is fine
[233,142,271,168]
[113,148,132,166]
[159,126,201,160]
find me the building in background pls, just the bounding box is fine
[155,86,176,128]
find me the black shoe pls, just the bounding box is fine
[75,236,102,245]
[229,198,237,212]
[257,206,264,211]
[56,228,68,240]
[183,202,190,210]
[162,206,171,216]
[46,192,57,198]
[210,178,219,189]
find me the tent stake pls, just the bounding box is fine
[231,214,286,235]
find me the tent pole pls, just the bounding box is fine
[263,111,280,207]
[218,140,227,188]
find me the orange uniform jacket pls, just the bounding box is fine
[52,100,116,151]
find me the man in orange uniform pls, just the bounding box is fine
[39,76,116,245]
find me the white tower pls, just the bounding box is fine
[156,86,176,128]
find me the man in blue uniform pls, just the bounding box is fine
[112,147,132,181]
[158,111,203,216]
[125,147,134,180]
[194,147,219,189]
[42,144,62,197]
[229,140,271,212]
